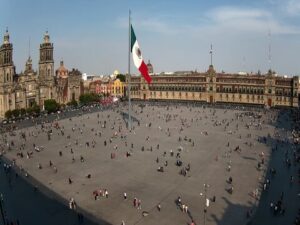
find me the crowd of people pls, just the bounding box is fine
[0,101,299,225]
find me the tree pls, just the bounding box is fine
[26,107,34,115]
[20,108,26,116]
[5,110,13,119]
[67,99,78,107]
[44,99,59,113]
[11,109,20,118]
[116,74,126,82]
[79,93,100,105]
[32,104,40,114]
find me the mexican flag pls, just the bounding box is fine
[131,25,152,84]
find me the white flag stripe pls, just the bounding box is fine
[132,40,143,69]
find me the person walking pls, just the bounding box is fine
[157,204,161,211]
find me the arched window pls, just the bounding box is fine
[6,73,9,82]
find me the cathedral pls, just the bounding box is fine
[0,29,83,118]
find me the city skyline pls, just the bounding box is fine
[1,0,300,76]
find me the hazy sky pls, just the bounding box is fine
[1,0,300,76]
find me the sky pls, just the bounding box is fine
[1,0,300,76]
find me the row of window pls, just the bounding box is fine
[0,51,12,65]
[216,87,265,94]
[41,50,53,61]
[276,81,292,86]
[132,86,295,97]
[148,86,206,92]
[152,78,206,83]
[216,78,265,85]
[275,90,294,96]
[131,91,293,103]
[219,94,264,100]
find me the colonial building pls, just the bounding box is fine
[0,29,83,118]
[55,61,83,104]
[88,77,125,97]
[112,78,125,97]
[66,68,83,103]
[129,64,299,107]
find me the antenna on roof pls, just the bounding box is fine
[28,37,31,58]
[243,56,246,72]
[268,29,272,71]
[209,44,213,66]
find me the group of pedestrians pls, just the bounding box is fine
[1,101,298,225]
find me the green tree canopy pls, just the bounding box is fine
[5,110,13,119]
[20,108,26,116]
[116,74,126,82]
[67,99,78,107]
[11,109,20,118]
[79,93,100,104]
[44,99,59,113]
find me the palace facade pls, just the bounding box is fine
[130,63,299,107]
[0,29,83,118]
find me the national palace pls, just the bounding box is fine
[130,63,300,108]
[0,29,83,118]
[1,28,299,119]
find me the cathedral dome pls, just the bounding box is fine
[56,61,68,78]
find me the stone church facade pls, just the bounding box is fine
[0,29,83,118]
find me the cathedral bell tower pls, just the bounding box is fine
[0,28,15,84]
[39,31,54,80]
[0,28,16,117]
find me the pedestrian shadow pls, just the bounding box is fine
[210,197,253,225]
[248,109,300,225]
[0,158,112,225]
[210,109,299,225]
[120,111,140,125]
[242,156,257,161]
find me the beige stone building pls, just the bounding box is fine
[129,64,299,107]
[0,29,83,118]
[55,61,83,104]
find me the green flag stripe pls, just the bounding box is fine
[131,25,136,52]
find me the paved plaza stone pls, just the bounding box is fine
[0,102,299,225]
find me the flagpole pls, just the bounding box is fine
[128,10,132,131]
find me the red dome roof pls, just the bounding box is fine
[56,61,68,78]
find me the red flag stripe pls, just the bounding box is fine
[139,61,152,84]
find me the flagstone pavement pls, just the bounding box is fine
[1,102,298,225]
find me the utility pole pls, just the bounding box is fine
[128,10,132,131]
